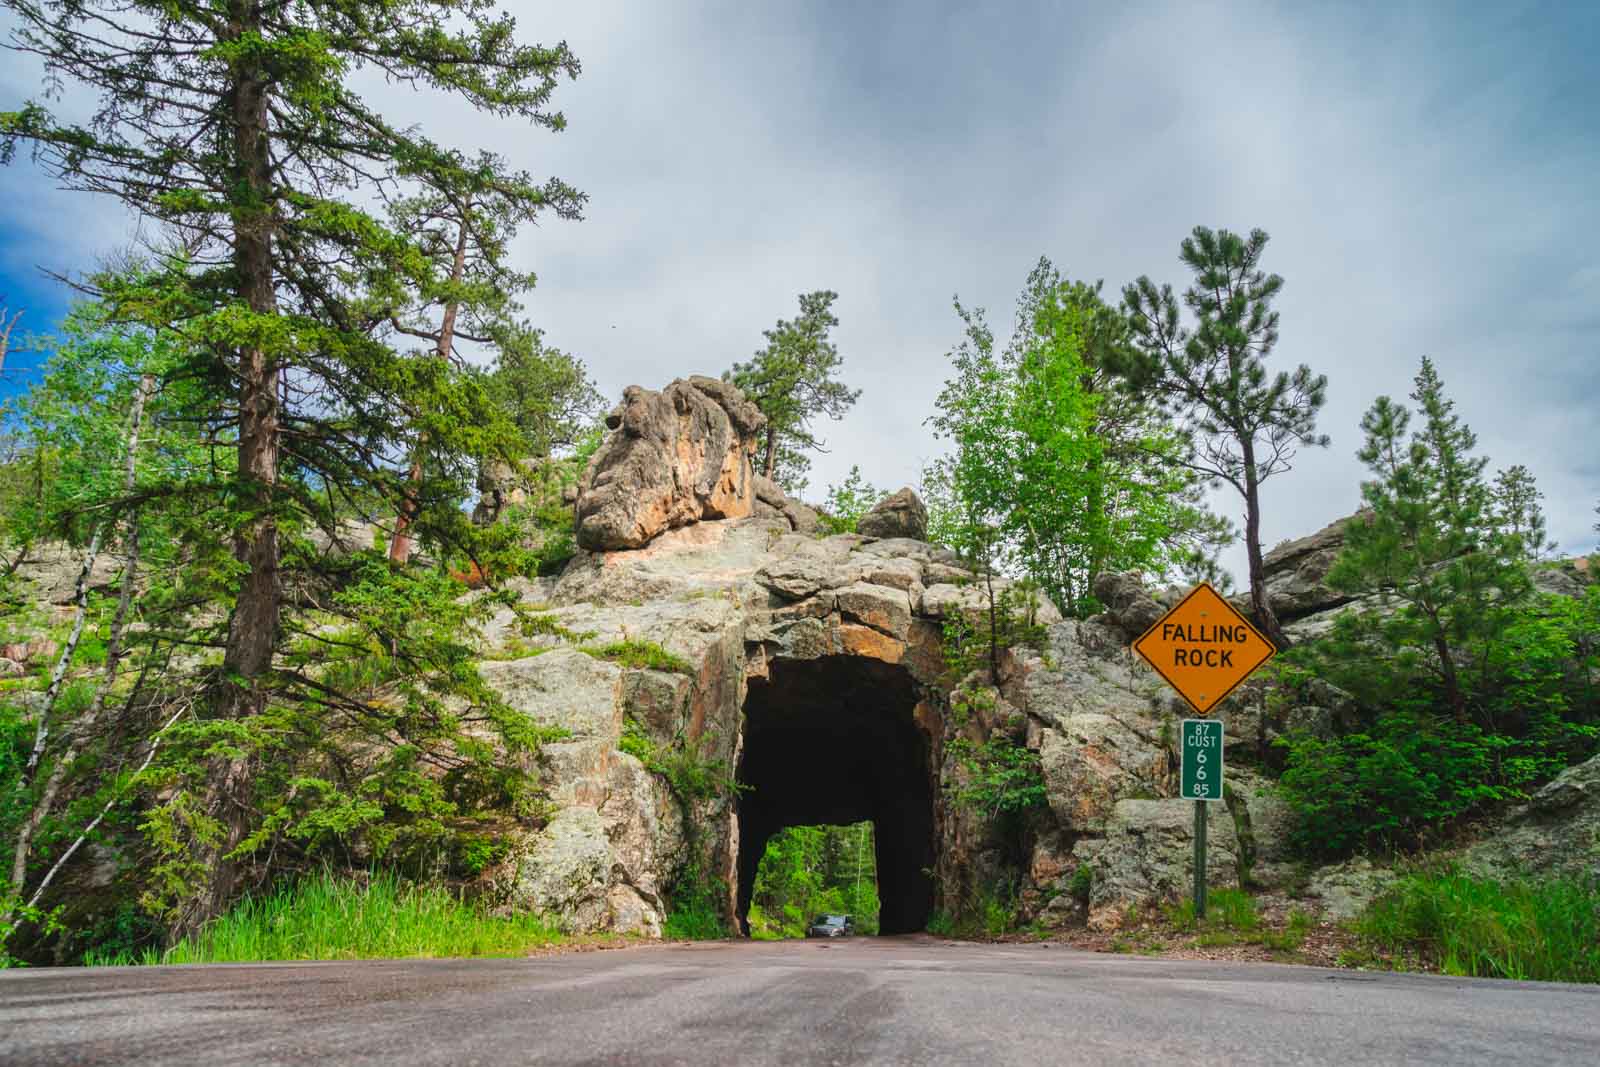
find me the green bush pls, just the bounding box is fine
[1355,866,1600,983]
[1278,587,1600,860]
[1275,710,1591,858]
[944,735,1047,817]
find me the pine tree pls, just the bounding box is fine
[1329,357,1531,723]
[381,149,586,563]
[485,326,604,461]
[1114,227,1328,648]
[2,0,580,934]
[1490,464,1554,561]
[725,290,860,494]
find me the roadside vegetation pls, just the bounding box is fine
[1347,866,1600,984]
[85,871,571,966]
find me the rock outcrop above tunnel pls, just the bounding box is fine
[573,376,766,551]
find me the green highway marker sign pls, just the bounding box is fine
[1180,717,1224,919]
[1180,719,1224,800]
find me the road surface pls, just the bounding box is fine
[3,937,1597,1065]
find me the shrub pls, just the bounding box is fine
[944,736,1047,817]
[661,862,727,941]
[1274,711,1583,859]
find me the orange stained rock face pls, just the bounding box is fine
[1131,582,1276,715]
[837,622,906,664]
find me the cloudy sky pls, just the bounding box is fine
[2,1,1596,578]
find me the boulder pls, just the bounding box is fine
[751,475,821,535]
[1068,799,1245,929]
[574,377,765,551]
[1304,857,1400,921]
[1091,572,1165,638]
[857,488,928,541]
[1460,752,1600,883]
[1533,567,1586,600]
[1256,511,1367,621]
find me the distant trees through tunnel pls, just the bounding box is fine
[747,822,880,938]
[736,655,937,936]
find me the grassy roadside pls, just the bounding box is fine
[1345,867,1600,983]
[950,869,1600,986]
[85,871,586,965]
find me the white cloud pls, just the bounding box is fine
[3,1,1596,566]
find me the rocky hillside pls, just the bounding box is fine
[447,376,1596,939]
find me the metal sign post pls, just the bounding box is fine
[1132,583,1270,923]
[1180,717,1224,919]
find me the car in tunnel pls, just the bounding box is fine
[805,914,855,939]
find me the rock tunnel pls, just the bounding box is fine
[735,655,937,935]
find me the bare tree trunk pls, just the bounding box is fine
[13,703,187,938]
[762,429,778,480]
[0,305,20,377]
[1432,633,1470,725]
[1240,438,1289,650]
[4,374,151,930]
[389,216,469,565]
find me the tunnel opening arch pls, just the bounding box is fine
[734,653,941,936]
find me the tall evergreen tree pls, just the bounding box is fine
[380,148,585,563]
[2,0,580,933]
[1114,227,1328,648]
[725,290,859,494]
[1328,357,1531,723]
[485,326,603,460]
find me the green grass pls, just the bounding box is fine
[84,870,567,965]
[1160,889,1316,955]
[1164,888,1259,934]
[1354,866,1600,983]
[1260,908,1315,952]
[581,640,694,674]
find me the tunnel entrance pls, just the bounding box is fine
[736,655,936,936]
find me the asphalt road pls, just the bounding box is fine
[3,937,1598,1066]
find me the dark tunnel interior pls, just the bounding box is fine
[736,655,936,936]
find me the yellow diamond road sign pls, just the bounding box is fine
[1131,582,1276,715]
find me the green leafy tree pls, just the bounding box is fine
[1115,227,1329,647]
[926,259,1231,616]
[818,465,882,535]
[485,327,604,460]
[725,290,860,494]
[2,0,580,936]
[750,822,879,937]
[0,305,223,954]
